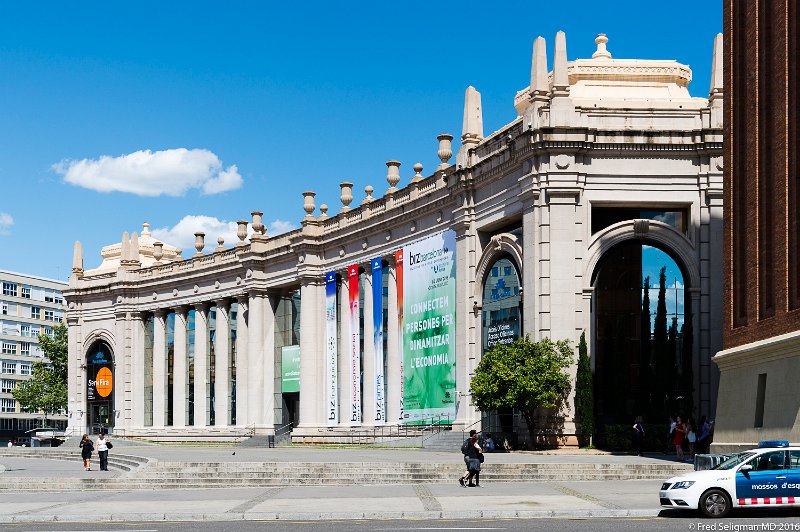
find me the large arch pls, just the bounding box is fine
[474,233,524,301]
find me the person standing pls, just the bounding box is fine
[632,416,645,456]
[460,434,483,488]
[673,416,686,461]
[79,434,94,471]
[96,432,111,471]
[686,419,696,461]
[664,415,676,455]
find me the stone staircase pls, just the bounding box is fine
[420,429,468,451]
[0,453,692,490]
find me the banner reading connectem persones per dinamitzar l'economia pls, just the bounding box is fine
[402,230,456,425]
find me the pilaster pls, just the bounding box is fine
[172,306,188,428]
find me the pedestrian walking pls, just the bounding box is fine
[79,434,94,471]
[459,430,477,486]
[673,415,687,461]
[664,415,676,455]
[686,419,696,461]
[632,416,645,456]
[96,432,111,471]
[460,434,483,488]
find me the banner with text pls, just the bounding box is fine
[325,271,338,425]
[348,264,362,425]
[372,258,386,424]
[281,345,300,393]
[402,230,457,425]
[395,249,405,422]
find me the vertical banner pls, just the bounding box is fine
[325,271,338,425]
[371,258,386,424]
[348,264,362,425]
[395,249,405,422]
[402,230,457,425]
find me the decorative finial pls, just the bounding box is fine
[531,37,548,95]
[411,163,423,183]
[72,241,83,274]
[302,191,316,219]
[130,232,140,265]
[153,241,164,263]
[319,204,329,220]
[194,232,205,256]
[437,134,453,170]
[339,182,354,213]
[362,186,374,204]
[215,236,225,252]
[251,211,264,234]
[461,86,484,145]
[120,232,130,263]
[236,220,248,246]
[553,31,569,94]
[141,222,151,236]
[386,160,401,194]
[592,33,611,60]
[709,32,723,98]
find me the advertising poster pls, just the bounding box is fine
[325,271,338,425]
[395,249,404,421]
[86,347,113,401]
[348,264,362,425]
[402,230,457,424]
[371,258,386,424]
[281,345,300,393]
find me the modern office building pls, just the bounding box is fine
[65,32,724,444]
[712,0,799,449]
[0,270,68,442]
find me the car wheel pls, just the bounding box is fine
[699,488,731,518]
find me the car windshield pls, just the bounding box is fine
[713,452,757,470]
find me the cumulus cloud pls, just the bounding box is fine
[151,215,296,252]
[53,148,243,196]
[0,212,13,235]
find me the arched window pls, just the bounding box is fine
[481,257,522,353]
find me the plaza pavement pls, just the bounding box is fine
[0,442,687,523]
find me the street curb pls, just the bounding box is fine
[0,509,661,523]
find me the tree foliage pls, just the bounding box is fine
[470,336,572,448]
[12,322,68,421]
[574,331,594,446]
[652,266,669,410]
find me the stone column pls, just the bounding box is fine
[454,224,480,428]
[520,180,540,339]
[247,292,265,428]
[194,303,210,427]
[386,260,401,425]
[298,276,323,427]
[262,293,276,429]
[152,310,167,428]
[131,312,146,429]
[66,314,82,435]
[114,310,130,429]
[362,272,375,425]
[172,307,188,428]
[235,295,249,426]
[214,300,231,427]
[338,273,350,425]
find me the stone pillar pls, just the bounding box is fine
[172,307,188,428]
[298,276,323,427]
[386,260,401,425]
[235,295,249,426]
[362,272,375,425]
[520,179,540,339]
[214,300,231,427]
[454,224,480,428]
[66,314,83,434]
[114,310,130,429]
[152,310,168,428]
[262,293,276,429]
[194,303,210,427]
[131,312,146,429]
[247,292,264,427]
[338,273,350,425]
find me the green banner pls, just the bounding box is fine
[281,345,300,393]
[402,230,457,425]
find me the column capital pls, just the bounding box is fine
[193,301,209,312]
[153,308,168,318]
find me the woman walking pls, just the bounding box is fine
[673,415,687,461]
[459,434,484,488]
[79,434,94,471]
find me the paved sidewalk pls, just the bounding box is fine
[0,444,682,522]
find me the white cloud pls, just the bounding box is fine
[151,215,297,252]
[0,212,13,235]
[53,148,243,196]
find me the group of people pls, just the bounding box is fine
[458,430,485,488]
[664,415,714,461]
[79,432,112,471]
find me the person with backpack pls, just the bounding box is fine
[79,433,94,471]
[458,430,477,486]
[460,433,484,487]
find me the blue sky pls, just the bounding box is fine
[0,1,722,281]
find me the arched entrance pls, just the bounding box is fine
[591,240,692,427]
[85,341,114,434]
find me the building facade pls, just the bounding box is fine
[713,0,800,449]
[65,33,724,444]
[0,270,67,442]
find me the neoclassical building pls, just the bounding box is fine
[65,33,724,444]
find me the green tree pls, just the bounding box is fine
[470,336,572,449]
[12,322,68,423]
[652,266,669,411]
[639,276,653,416]
[680,313,694,413]
[574,331,594,446]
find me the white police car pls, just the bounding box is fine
[659,440,800,518]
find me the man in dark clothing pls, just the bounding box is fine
[459,430,477,486]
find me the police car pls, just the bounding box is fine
[659,440,800,518]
